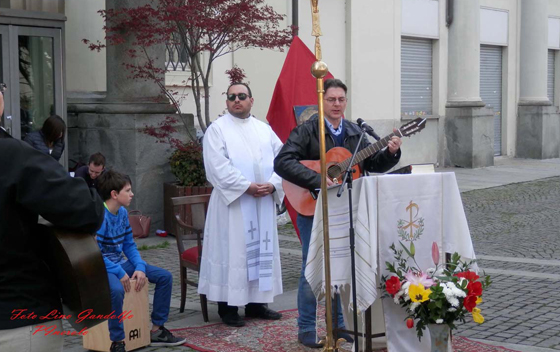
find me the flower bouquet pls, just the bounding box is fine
[380,241,491,340]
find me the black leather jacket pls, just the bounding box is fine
[0,128,104,329]
[274,116,400,191]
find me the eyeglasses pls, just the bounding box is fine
[325,97,347,104]
[227,93,250,101]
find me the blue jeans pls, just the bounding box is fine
[107,261,173,342]
[297,214,345,334]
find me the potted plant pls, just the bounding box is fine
[143,116,212,235]
[380,242,492,351]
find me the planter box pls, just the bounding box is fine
[163,182,213,236]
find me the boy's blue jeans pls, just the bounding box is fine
[297,214,345,335]
[107,261,173,342]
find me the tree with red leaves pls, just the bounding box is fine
[85,0,293,143]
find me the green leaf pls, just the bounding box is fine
[399,241,413,258]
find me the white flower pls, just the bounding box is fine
[447,297,459,307]
[401,282,412,301]
[448,307,457,312]
[447,282,466,298]
[402,281,411,292]
[436,319,444,324]
[409,302,420,312]
[393,286,407,304]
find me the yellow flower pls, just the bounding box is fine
[476,297,483,304]
[408,284,431,303]
[472,307,484,324]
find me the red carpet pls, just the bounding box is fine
[171,309,520,352]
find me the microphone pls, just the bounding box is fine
[356,118,381,141]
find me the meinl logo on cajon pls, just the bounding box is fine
[129,328,140,340]
[83,279,150,352]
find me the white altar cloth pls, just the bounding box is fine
[305,173,476,351]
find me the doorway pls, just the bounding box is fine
[0,25,63,140]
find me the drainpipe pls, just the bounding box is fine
[446,0,453,27]
[292,0,298,37]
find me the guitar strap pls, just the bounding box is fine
[0,127,12,139]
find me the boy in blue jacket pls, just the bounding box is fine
[96,170,186,352]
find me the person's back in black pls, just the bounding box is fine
[0,128,104,330]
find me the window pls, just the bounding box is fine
[480,45,503,156]
[165,32,191,72]
[548,50,555,105]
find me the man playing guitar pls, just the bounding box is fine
[273,78,402,348]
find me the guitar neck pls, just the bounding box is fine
[334,130,401,176]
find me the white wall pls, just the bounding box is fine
[298,0,346,81]
[347,0,400,125]
[65,0,106,92]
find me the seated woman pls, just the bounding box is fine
[24,115,66,161]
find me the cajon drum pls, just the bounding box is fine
[83,280,150,351]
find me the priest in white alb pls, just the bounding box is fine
[198,82,285,327]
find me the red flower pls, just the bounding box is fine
[467,281,482,297]
[385,276,402,296]
[455,271,480,282]
[463,294,478,312]
[406,318,414,329]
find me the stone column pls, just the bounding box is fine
[68,0,191,231]
[519,0,549,104]
[445,0,494,168]
[516,0,560,159]
[446,0,483,106]
[105,0,163,103]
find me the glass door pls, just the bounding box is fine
[0,25,11,134]
[8,27,62,141]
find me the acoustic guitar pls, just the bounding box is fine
[38,223,112,331]
[282,117,427,216]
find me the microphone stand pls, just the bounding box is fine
[335,128,367,352]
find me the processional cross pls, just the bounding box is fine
[309,2,348,351]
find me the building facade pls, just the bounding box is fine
[1,0,560,227]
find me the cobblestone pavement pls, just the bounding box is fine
[65,177,560,351]
[455,177,560,350]
[63,224,302,352]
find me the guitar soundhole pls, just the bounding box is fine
[327,165,342,180]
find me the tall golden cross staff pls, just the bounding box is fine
[309,2,347,351]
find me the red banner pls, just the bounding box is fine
[266,36,334,241]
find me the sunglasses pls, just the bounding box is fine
[227,93,249,101]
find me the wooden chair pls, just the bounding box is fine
[171,194,211,322]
